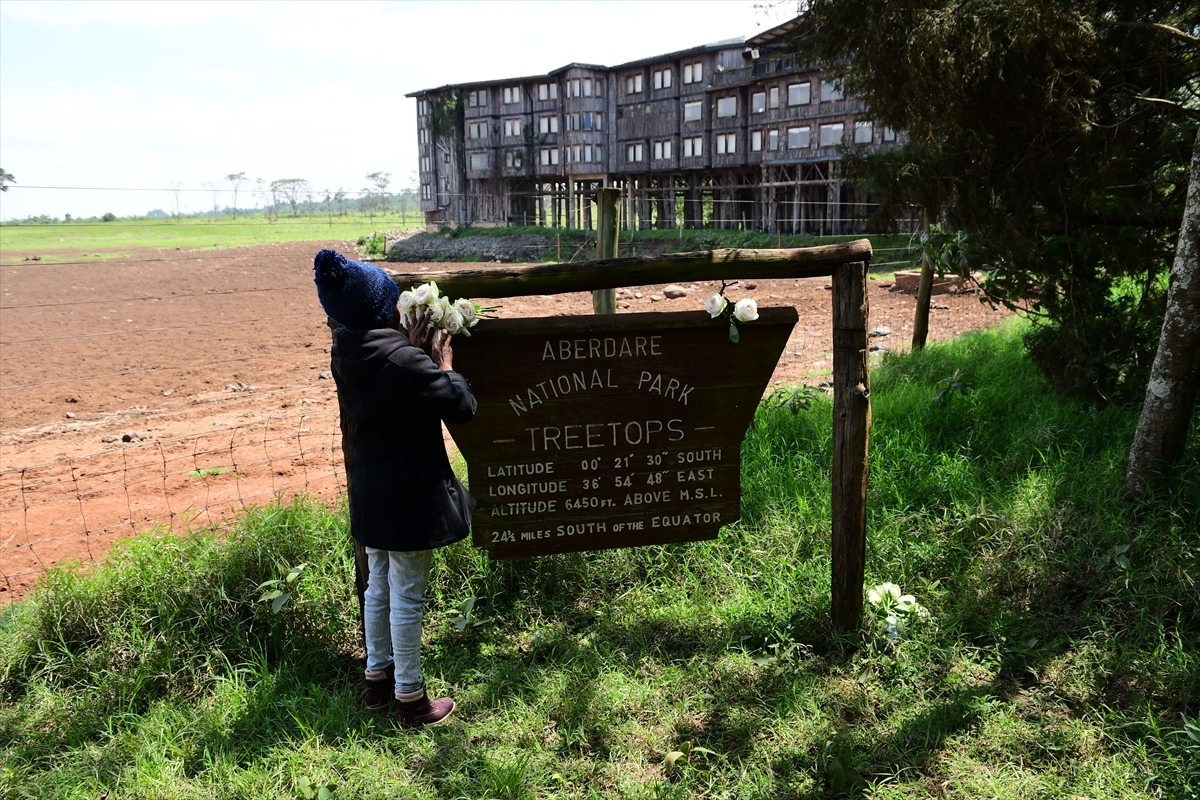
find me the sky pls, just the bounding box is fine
[0,0,796,221]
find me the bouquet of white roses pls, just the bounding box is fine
[398,281,490,337]
[703,288,759,343]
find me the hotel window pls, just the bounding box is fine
[821,80,843,102]
[421,184,431,200]
[566,113,578,131]
[537,82,558,101]
[418,99,428,115]
[571,145,581,163]
[539,115,558,134]
[503,118,521,137]
[505,151,523,168]
[854,122,873,143]
[769,86,780,109]
[653,68,672,89]
[716,97,737,118]
[683,62,703,84]
[583,78,593,96]
[467,89,487,107]
[653,139,672,160]
[683,136,703,157]
[683,101,702,122]
[626,74,643,94]
[502,86,520,104]
[788,126,811,148]
[442,151,450,164]
[594,112,603,130]
[819,122,844,146]
[583,144,592,162]
[715,132,736,154]
[468,122,487,139]
[583,112,594,131]
[768,130,779,150]
[420,156,430,172]
[626,143,644,162]
[788,82,811,106]
[751,92,766,113]
[540,147,559,166]
[469,152,489,170]
[883,127,896,142]
[597,145,604,161]
[751,130,762,151]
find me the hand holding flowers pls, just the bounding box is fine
[399,281,492,339]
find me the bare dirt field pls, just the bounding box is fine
[0,240,1009,600]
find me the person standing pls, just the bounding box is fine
[314,248,476,728]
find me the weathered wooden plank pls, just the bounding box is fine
[830,260,871,632]
[384,240,873,299]
[448,307,797,558]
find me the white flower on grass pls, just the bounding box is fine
[732,298,759,323]
[868,583,903,606]
[454,298,478,327]
[704,293,728,318]
[398,290,416,312]
[414,281,439,306]
[444,309,465,335]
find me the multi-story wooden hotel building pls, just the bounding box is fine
[408,17,904,233]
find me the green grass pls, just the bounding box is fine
[0,211,422,258]
[3,319,1197,799]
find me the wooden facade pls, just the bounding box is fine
[408,18,906,233]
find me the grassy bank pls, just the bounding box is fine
[0,211,421,258]
[2,320,1197,799]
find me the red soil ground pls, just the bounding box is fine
[0,240,1008,601]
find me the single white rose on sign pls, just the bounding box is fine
[733,298,759,323]
[398,290,416,312]
[704,293,728,319]
[454,298,478,327]
[444,309,465,335]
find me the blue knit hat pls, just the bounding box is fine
[313,249,399,330]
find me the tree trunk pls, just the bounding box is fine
[911,208,934,350]
[1126,128,1200,495]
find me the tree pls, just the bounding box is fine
[796,0,1198,476]
[225,172,247,219]
[271,178,310,217]
[1127,127,1200,494]
[202,181,221,220]
[0,167,15,191]
[366,171,391,218]
[168,180,183,221]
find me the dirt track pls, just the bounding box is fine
[0,240,1008,600]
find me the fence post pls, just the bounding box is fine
[831,260,871,632]
[593,188,620,314]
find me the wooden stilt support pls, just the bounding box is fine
[593,187,619,314]
[831,259,871,632]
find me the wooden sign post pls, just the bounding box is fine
[338,241,872,631]
[447,309,797,558]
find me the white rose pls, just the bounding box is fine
[732,297,759,323]
[444,309,464,335]
[704,293,728,318]
[454,298,478,326]
[414,283,434,306]
[398,290,416,312]
[427,281,440,303]
[428,297,447,324]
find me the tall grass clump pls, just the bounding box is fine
[2,320,1197,799]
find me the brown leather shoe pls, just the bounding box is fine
[395,690,455,728]
[365,664,395,712]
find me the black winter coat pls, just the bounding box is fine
[330,327,477,551]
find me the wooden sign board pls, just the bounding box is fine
[448,308,797,558]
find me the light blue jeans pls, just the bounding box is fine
[364,547,432,696]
